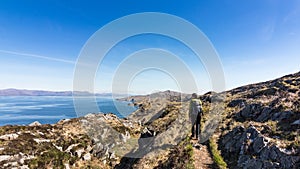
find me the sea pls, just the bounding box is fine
[0,96,136,126]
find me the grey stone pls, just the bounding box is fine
[271,111,293,121]
[237,104,263,120]
[237,155,251,166]
[291,119,300,125]
[280,156,300,168]
[83,153,91,161]
[271,146,281,159]
[259,147,271,161]
[228,99,246,107]
[256,107,272,122]
[240,106,252,118]
[252,136,268,154]
[246,126,259,140]
[263,161,280,168]
[243,159,263,169]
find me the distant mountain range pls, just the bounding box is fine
[0,88,128,97]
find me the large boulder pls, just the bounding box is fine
[235,104,262,121]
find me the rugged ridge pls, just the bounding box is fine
[216,71,300,168]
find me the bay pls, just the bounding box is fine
[0,96,136,126]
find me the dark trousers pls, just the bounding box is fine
[191,112,201,138]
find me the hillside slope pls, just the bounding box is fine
[213,71,300,168]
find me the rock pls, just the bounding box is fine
[252,136,268,154]
[141,127,155,138]
[58,119,70,124]
[227,99,246,107]
[76,149,85,157]
[236,104,262,121]
[273,81,287,90]
[0,133,19,140]
[123,121,133,128]
[291,119,300,125]
[259,145,283,161]
[64,163,71,169]
[269,145,281,160]
[19,165,30,169]
[119,131,130,143]
[246,126,259,140]
[83,153,91,161]
[33,138,51,143]
[280,156,300,168]
[65,144,79,152]
[210,93,225,102]
[237,155,251,165]
[271,111,293,121]
[103,113,118,120]
[258,87,278,96]
[221,126,300,169]
[86,145,93,152]
[263,161,280,168]
[28,121,41,126]
[53,144,63,151]
[259,147,271,161]
[93,143,107,158]
[243,159,263,169]
[84,113,96,118]
[109,152,116,159]
[256,107,272,122]
[119,133,126,143]
[0,155,11,162]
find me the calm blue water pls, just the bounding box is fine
[0,96,136,126]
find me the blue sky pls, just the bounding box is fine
[0,0,300,94]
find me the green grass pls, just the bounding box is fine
[266,120,279,136]
[184,137,195,169]
[185,143,193,157]
[209,137,227,169]
[28,147,76,168]
[155,136,195,169]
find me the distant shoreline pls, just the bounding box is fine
[0,88,130,97]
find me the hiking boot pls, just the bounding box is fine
[193,143,202,150]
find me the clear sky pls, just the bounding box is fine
[0,0,300,94]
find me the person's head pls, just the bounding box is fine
[192,93,197,99]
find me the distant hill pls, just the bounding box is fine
[0,88,128,97]
[0,88,73,96]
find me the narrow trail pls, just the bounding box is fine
[191,139,215,169]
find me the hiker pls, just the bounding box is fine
[189,93,203,140]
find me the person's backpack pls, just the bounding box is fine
[191,99,202,113]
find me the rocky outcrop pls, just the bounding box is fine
[0,113,142,168]
[215,71,300,168]
[221,126,300,169]
[235,103,298,123]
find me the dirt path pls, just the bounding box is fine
[191,140,215,169]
